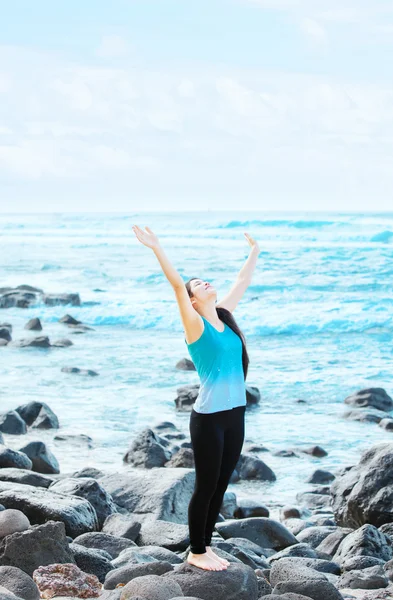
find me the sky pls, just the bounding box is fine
[0,0,393,212]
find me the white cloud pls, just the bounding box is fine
[96,35,130,59]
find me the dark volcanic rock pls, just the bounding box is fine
[344,388,393,412]
[14,336,51,348]
[73,531,136,559]
[0,411,27,435]
[0,520,75,576]
[136,520,189,551]
[165,448,195,468]
[0,509,30,538]
[61,367,99,376]
[104,561,173,590]
[18,441,59,474]
[234,454,276,482]
[123,428,172,468]
[0,468,53,488]
[0,328,11,342]
[102,514,141,541]
[59,314,82,325]
[42,293,81,306]
[215,517,298,551]
[0,290,37,309]
[24,318,42,331]
[0,447,32,470]
[175,358,196,371]
[333,524,393,564]
[120,574,183,600]
[307,469,335,484]
[16,402,59,429]
[234,498,269,519]
[69,543,113,583]
[0,565,40,600]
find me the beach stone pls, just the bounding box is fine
[14,336,51,348]
[100,468,195,524]
[165,448,195,468]
[307,470,335,484]
[212,540,268,569]
[280,507,302,521]
[73,467,105,479]
[0,481,98,538]
[297,446,328,458]
[102,514,141,541]
[174,385,200,411]
[175,358,195,371]
[234,498,269,519]
[104,561,173,589]
[42,293,81,307]
[337,565,388,590]
[61,367,99,376]
[24,318,42,331]
[0,468,53,488]
[0,585,24,599]
[272,580,344,599]
[0,566,40,600]
[246,385,261,406]
[0,291,36,309]
[316,528,353,557]
[73,532,136,559]
[269,556,341,575]
[268,543,319,562]
[59,314,81,325]
[235,454,276,481]
[16,402,58,429]
[342,556,385,572]
[54,434,92,447]
[225,537,268,557]
[0,521,74,576]
[0,328,11,342]
[136,520,189,551]
[0,412,27,435]
[0,339,8,347]
[0,447,32,470]
[49,477,117,528]
[32,563,101,598]
[270,558,344,599]
[120,574,182,600]
[333,524,393,564]
[16,285,43,294]
[343,409,387,424]
[331,443,393,528]
[344,388,393,412]
[220,492,237,519]
[262,595,313,600]
[0,510,30,539]
[69,543,113,583]
[18,441,59,474]
[123,428,171,468]
[379,419,393,431]
[282,518,312,536]
[273,449,299,458]
[163,562,258,600]
[122,545,183,565]
[215,518,298,551]
[51,338,73,347]
[111,547,158,569]
[296,526,337,548]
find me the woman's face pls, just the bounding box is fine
[190,278,217,307]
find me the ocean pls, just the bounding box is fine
[1,211,393,515]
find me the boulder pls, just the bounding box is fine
[0,510,30,539]
[234,499,269,519]
[51,338,73,347]
[61,367,99,376]
[165,448,194,469]
[0,412,27,435]
[123,429,171,468]
[333,524,393,564]
[32,563,101,597]
[120,574,183,600]
[0,328,11,342]
[316,528,353,557]
[73,532,136,559]
[175,358,196,371]
[0,481,98,538]
[307,470,335,485]
[215,518,298,551]
[136,520,189,551]
[270,557,344,599]
[343,409,387,424]
[42,293,81,307]
[100,468,195,524]
[14,336,51,348]
[104,561,173,590]
[0,290,36,309]
[102,514,141,541]
[69,543,113,583]
[337,565,389,590]
[24,318,42,331]
[234,454,276,482]
[0,468,53,488]
[344,388,393,412]
[16,402,59,429]
[0,447,32,470]
[18,441,59,474]
[59,314,81,325]
[0,566,40,600]
[296,526,337,548]
[0,521,75,576]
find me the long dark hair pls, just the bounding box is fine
[185,278,250,381]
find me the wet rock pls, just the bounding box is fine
[343,409,387,424]
[123,429,172,468]
[174,385,200,411]
[333,524,393,564]
[0,447,32,470]
[0,509,30,539]
[331,443,393,528]
[54,434,92,447]
[0,290,37,309]
[73,467,105,479]
[51,338,73,347]
[165,448,194,468]
[272,579,344,599]
[225,537,268,557]
[69,543,113,583]
[307,470,335,484]
[344,388,393,412]
[270,557,344,599]
[273,449,299,458]
[18,441,59,474]
[379,419,393,431]
[297,446,328,458]
[102,514,141,541]
[16,285,43,294]
[61,367,99,376]
[0,468,53,488]
[215,517,298,551]
[49,477,116,528]
[24,318,42,331]
[0,411,27,435]
[234,454,276,482]
[73,532,136,559]
[163,562,259,600]
[0,566,40,600]
[175,358,195,371]
[244,443,269,453]
[59,314,82,325]
[32,562,101,598]
[100,468,194,524]
[234,498,269,519]
[0,339,8,347]
[14,336,51,348]
[42,293,81,307]
[120,574,183,600]
[0,521,75,576]
[280,507,302,521]
[0,328,11,342]
[296,526,337,548]
[136,520,189,551]
[219,492,237,519]
[16,402,59,429]
[0,481,98,538]
[267,543,320,562]
[104,561,173,590]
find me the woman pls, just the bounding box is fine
[132,224,259,571]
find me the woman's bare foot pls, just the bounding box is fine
[206,546,230,567]
[187,551,227,571]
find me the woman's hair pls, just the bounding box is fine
[185,277,250,381]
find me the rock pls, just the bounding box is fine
[338,565,389,590]
[174,385,200,412]
[42,293,81,307]
[73,532,136,559]
[100,468,195,524]
[280,507,302,521]
[244,443,269,453]
[268,543,320,562]
[163,562,259,600]
[61,367,99,376]
[0,481,98,538]
[0,468,54,488]
[32,563,101,598]
[73,467,105,479]
[219,492,237,519]
[225,537,268,557]
[211,540,268,569]
[0,510,30,539]
[272,580,344,599]
[343,409,387,424]
[175,358,196,371]
[16,285,43,294]
[0,447,32,470]
[296,526,338,548]
[331,443,393,528]
[59,314,81,325]
[0,339,8,347]
[0,323,12,331]
[54,434,92,447]
[297,446,328,458]
[136,520,189,551]
[18,441,59,474]
[14,336,51,348]
[342,556,385,572]
[0,585,24,599]
[246,386,261,406]
[273,450,298,458]
[316,528,353,557]
[344,388,393,412]
[379,419,393,431]
[0,412,27,435]
[270,557,344,599]
[165,448,194,468]
[120,574,183,600]
[0,566,40,600]
[307,470,335,484]
[333,524,393,564]
[16,402,59,429]
[0,328,11,342]
[0,290,37,309]
[102,514,141,541]
[0,521,75,576]
[215,518,298,551]
[234,499,269,519]
[124,429,172,468]
[104,561,173,590]
[24,318,42,331]
[69,543,113,583]
[235,454,276,482]
[49,477,116,529]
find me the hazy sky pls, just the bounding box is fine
[1,0,393,212]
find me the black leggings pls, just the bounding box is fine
[188,405,246,554]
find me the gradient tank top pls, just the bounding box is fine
[185,316,247,414]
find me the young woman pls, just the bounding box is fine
[132,224,259,571]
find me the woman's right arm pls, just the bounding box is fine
[132,225,203,343]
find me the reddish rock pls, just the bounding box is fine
[33,563,102,598]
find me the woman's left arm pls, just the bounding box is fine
[216,233,260,313]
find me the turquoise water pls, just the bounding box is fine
[1,211,393,513]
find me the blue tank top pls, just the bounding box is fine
[185,316,247,414]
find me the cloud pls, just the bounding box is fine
[96,35,131,59]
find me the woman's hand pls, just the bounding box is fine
[244,232,259,253]
[132,225,160,250]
